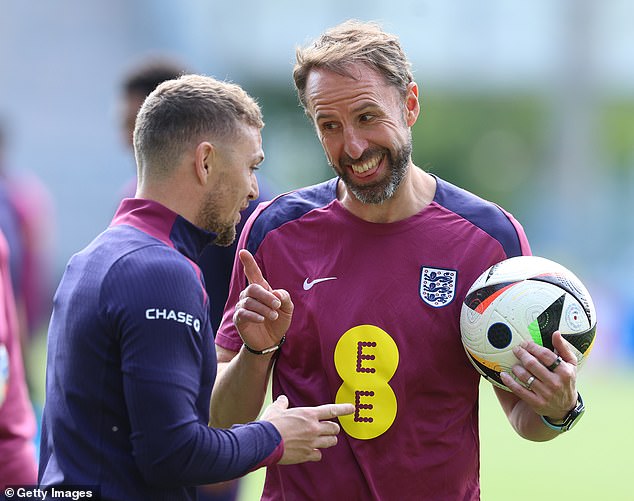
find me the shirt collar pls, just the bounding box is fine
[111,198,217,262]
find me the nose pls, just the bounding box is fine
[248,176,259,202]
[342,126,367,160]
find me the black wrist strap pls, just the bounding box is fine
[243,336,286,355]
[540,392,584,432]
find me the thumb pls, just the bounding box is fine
[272,394,289,410]
[272,289,294,315]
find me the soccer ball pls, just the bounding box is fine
[460,256,597,391]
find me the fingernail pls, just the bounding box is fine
[269,311,279,320]
[272,299,281,309]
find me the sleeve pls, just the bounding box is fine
[103,246,282,486]
[501,207,532,257]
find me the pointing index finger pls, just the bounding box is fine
[239,249,271,291]
[315,403,355,420]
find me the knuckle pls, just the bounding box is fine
[524,357,542,372]
[550,378,564,393]
[232,310,242,324]
[307,419,321,433]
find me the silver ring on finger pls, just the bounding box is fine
[525,375,536,390]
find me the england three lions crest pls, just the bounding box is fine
[420,267,457,307]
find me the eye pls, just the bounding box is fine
[359,113,375,123]
[320,122,340,132]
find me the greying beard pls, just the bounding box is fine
[334,141,412,205]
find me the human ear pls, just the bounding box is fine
[405,82,420,127]
[194,141,215,184]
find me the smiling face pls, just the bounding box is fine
[305,63,419,205]
[197,123,263,246]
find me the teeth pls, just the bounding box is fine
[351,155,381,174]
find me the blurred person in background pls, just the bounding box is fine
[117,58,277,501]
[0,226,38,488]
[211,20,586,500]
[0,117,55,359]
[39,74,352,500]
[118,56,189,199]
[0,116,55,463]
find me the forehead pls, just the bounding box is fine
[239,123,262,151]
[223,123,263,160]
[305,63,399,118]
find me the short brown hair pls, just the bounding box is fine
[134,74,264,177]
[293,19,414,113]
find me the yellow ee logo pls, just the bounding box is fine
[334,325,399,439]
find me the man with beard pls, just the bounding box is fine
[38,75,353,500]
[116,57,277,337]
[212,20,584,500]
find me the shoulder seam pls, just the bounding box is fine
[433,177,523,258]
[246,178,338,255]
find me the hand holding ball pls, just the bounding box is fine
[460,256,597,391]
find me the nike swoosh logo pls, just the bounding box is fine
[303,277,337,290]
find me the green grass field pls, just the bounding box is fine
[237,364,634,500]
[480,365,633,500]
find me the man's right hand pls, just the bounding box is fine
[233,249,293,352]
[260,395,355,464]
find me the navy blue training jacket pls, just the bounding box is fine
[39,198,282,500]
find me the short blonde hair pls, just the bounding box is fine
[134,74,263,177]
[293,20,414,113]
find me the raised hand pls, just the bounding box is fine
[261,395,355,464]
[232,249,294,352]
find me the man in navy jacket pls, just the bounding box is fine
[39,74,352,500]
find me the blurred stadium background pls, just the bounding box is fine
[1,0,632,499]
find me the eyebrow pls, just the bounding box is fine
[351,102,380,115]
[314,102,380,122]
[314,111,335,123]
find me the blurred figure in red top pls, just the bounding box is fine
[0,226,38,488]
[0,118,55,350]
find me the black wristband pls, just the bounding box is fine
[540,392,585,432]
[243,335,286,355]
